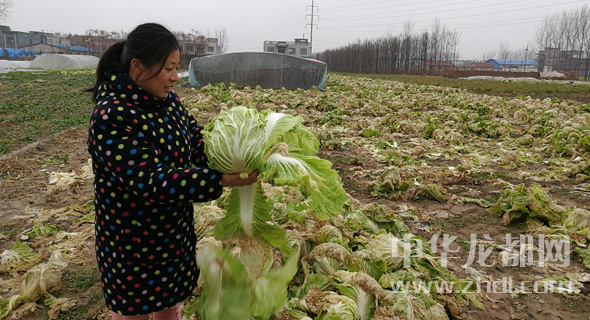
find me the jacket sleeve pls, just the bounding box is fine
[187,112,210,168]
[88,100,223,204]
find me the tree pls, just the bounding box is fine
[0,0,12,22]
[498,41,510,60]
[482,50,496,60]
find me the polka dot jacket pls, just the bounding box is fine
[87,73,223,315]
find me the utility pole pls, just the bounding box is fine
[306,0,318,56]
[521,44,529,72]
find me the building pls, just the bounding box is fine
[425,60,454,73]
[19,43,101,55]
[471,62,495,71]
[453,60,474,69]
[537,47,588,76]
[68,34,118,54]
[1,25,40,48]
[205,38,220,55]
[175,36,220,68]
[0,25,71,49]
[264,38,311,58]
[486,59,538,72]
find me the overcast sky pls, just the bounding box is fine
[2,0,588,60]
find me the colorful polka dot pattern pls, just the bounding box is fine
[87,73,223,315]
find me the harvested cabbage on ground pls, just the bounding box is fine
[4,73,590,319]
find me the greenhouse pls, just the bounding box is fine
[29,54,99,70]
[189,52,328,90]
[0,60,30,73]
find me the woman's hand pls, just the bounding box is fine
[221,171,259,187]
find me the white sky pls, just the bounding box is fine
[3,0,589,60]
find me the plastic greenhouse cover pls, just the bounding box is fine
[0,60,30,73]
[189,52,327,90]
[29,54,99,70]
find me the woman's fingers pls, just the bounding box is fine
[221,171,259,187]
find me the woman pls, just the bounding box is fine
[87,23,257,320]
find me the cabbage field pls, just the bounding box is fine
[1,71,590,319]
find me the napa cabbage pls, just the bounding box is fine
[203,106,347,251]
[197,106,347,319]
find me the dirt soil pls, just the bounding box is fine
[0,126,110,320]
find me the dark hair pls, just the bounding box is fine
[89,23,181,99]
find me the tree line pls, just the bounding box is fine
[315,21,460,75]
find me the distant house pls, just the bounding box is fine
[68,35,119,54]
[486,59,538,72]
[1,25,102,59]
[453,60,474,69]
[19,43,101,55]
[537,47,588,75]
[1,25,43,48]
[264,38,311,58]
[425,60,453,73]
[471,62,494,71]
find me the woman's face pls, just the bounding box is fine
[132,50,180,99]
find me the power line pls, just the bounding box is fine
[322,0,584,21]
[231,11,305,38]
[321,0,404,10]
[321,18,543,34]
[325,0,487,14]
[320,14,554,31]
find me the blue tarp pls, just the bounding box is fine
[0,48,4,57]
[5,48,24,60]
[51,44,101,53]
[487,59,538,69]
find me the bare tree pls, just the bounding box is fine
[498,41,510,60]
[0,0,12,22]
[482,50,496,60]
[449,29,461,61]
[315,19,459,75]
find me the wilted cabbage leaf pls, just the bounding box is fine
[491,183,565,225]
[365,233,412,272]
[0,242,42,273]
[563,208,590,242]
[26,223,60,239]
[411,184,448,202]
